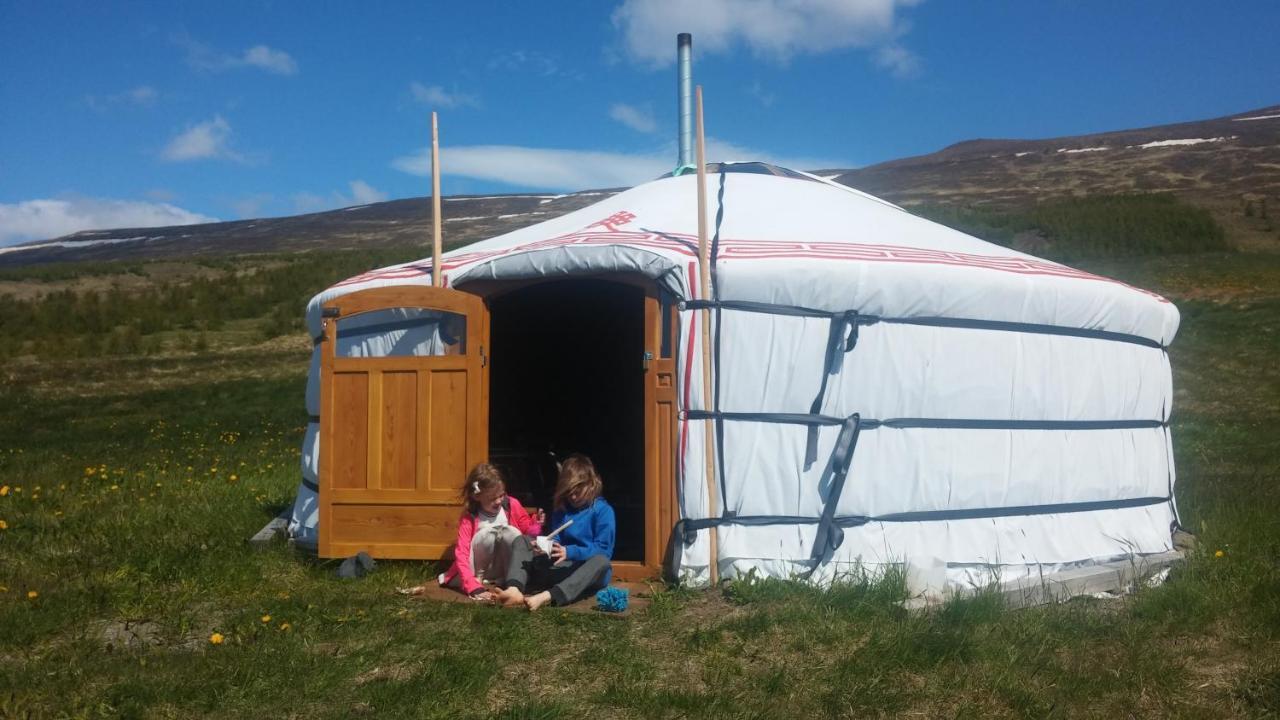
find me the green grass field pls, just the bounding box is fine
[1,251,1278,719]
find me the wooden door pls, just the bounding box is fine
[318,286,488,559]
[613,289,678,581]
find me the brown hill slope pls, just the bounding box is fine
[0,190,621,267]
[830,104,1280,249]
[3,104,1277,266]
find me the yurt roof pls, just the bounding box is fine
[308,163,1179,345]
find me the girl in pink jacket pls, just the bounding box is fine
[438,463,544,601]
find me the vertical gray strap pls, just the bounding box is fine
[808,414,862,572]
[805,312,859,468]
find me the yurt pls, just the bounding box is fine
[287,160,1181,594]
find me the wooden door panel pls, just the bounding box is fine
[327,504,459,560]
[331,373,370,489]
[380,371,418,490]
[425,368,469,500]
[319,285,488,559]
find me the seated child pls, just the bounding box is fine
[489,453,615,611]
[438,463,544,602]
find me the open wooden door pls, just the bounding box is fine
[614,288,678,581]
[317,286,488,559]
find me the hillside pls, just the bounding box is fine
[2,104,1277,266]
[0,190,622,267]
[831,104,1280,249]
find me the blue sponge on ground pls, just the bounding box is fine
[595,586,629,613]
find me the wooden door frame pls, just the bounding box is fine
[462,274,678,581]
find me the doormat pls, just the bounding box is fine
[404,580,654,617]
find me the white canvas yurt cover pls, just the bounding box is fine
[289,163,1180,593]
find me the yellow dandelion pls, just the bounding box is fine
[279,622,292,632]
[261,614,272,623]
[230,474,239,482]
[1214,549,1225,558]
[209,632,225,645]
[27,590,38,600]
[0,485,9,496]
[0,520,7,530]
[110,485,119,491]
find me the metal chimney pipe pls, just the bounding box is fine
[676,33,695,174]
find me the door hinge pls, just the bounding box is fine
[480,345,487,368]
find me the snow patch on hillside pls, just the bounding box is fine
[0,235,153,256]
[1132,137,1231,149]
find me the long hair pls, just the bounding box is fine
[460,462,505,514]
[553,453,602,511]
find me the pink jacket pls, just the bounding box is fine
[440,496,543,596]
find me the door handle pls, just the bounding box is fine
[642,350,654,371]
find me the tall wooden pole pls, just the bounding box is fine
[695,86,719,585]
[431,111,443,287]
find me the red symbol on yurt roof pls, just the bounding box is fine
[587,211,636,232]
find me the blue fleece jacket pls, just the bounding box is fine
[551,497,615,581]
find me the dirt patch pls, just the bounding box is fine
[405,579,652,617]
[354,663,419,685]
[98,620,164,651]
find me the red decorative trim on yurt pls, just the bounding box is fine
[325,218,1167,303]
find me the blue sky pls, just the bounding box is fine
[2,0,1277,245]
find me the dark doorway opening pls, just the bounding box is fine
[487,279,645,562]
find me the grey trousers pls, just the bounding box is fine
[446,536,610,606]
[443,531,524,596]
[506,537,611,606]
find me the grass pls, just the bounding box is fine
[915,193,1230,261]
[0,251,1278,718]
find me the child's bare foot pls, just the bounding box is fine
[396,585,427,596]
[524,591,554,612]
[494,586,525,607]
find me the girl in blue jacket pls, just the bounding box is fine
[496,453,615,611]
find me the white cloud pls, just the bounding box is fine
[746,81,776,107]
[610,103,658,133]
[86,85,158,111]
[409,82,479,109]
[128,85,158,104]
[291,181,389,214]
[391,140,843,191]
[162,116,242,162]
[0,197,217,246]
[292,192,328,214]
[612,0,922,72]
[178,35,298,75]
[875,43,920,78]
[488,50,561,76]
[231,193,274,219]
[242,45,298,75]
[346,180,387,205]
